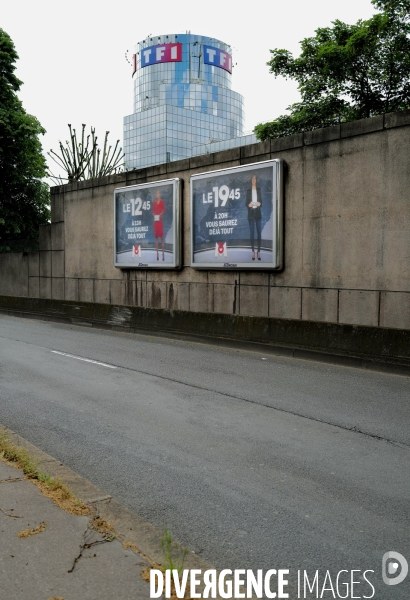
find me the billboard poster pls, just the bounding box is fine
[190,160,283,269]
[114,179,181,269]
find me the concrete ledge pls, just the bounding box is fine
[241,141,270,158]
[126,169,146,185]
[166,158,190,173]
[145,163,167,178]
[341,115,384,138]
[270,133,304,153]
[213,147,241,164]
[384,109,410,129]
[304,125,340,146]
[241,155,270,166]
[1,295,410,375]
[190,153,215,169]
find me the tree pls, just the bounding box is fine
[0,29,50,252]
[254,0,410,140]
[48,124,125,184]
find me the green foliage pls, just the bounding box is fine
[255,0,410,140]
[161,527,188,573]
[48,124,125,184]
[0,29,50,252]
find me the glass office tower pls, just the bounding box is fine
[124,33,244,170]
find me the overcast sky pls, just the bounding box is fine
[3,0,374,180]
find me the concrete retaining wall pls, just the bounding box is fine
[2,110,410,334]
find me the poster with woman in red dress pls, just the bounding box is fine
[114,178,181,269]
[152,189,166,261]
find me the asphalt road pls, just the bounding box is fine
[0,314,409,599]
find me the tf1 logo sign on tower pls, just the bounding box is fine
[203,45,232,73]
[140,43,183,67]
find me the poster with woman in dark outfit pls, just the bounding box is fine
[190,159,284,270]
[246,174,263,261]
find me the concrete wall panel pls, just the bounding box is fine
[51,195,64,223]
[39,224,51,251]
[147,281,167,309]
[240,285,269,317]
[269,148,305,288]
[51,222,65,251]
[167,282,189,311]
[94,279,110,304]
[147,270,182,284]
[65,278,78,301]
[214,284,236,314]
[0,254,28,297]
[39,252,52,278]
[269,287,301,320]
[208,271,239,285]
[302,288,338,323]
[64,183,123,281]
[51,251,64,278]
[52,278,65,300]
[135,281,147,307]
[190,283,213,313]
[380,291,410,330]
[185,270,209,284]
[339,290,379,327]
[122,279,139,307]
[28,277,40,298]
[78,279,94,303]
[28,252,40,277]
[109,280,123,305]
[39,277,51,299]
[240,272,269,287]
[301,129,410,291]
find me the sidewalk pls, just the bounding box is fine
[0,457,153,599]
[0,428,214,600]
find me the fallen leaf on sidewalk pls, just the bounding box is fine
[17,521,47,538]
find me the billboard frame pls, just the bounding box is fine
[190,159,284,270]
[113,178,182,270]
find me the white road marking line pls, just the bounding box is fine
[51,351,117,369]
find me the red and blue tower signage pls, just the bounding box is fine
[140,43,182,67]
[203,45,232,73]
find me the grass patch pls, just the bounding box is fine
[0,430,89,516]
[0,430,38,477]
[161,526,188,573]
[140,528,192,599]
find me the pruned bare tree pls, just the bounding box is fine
[48,124,125,185]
